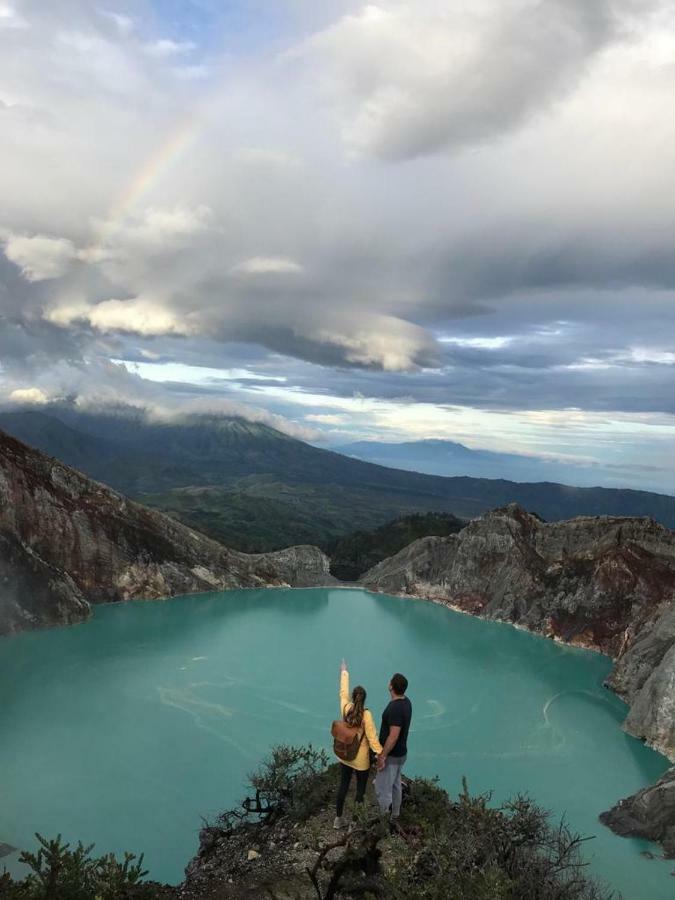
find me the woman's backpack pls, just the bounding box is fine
[331,718,364,762]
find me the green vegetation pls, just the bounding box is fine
[389,777,612,900]
[3,408,675,559]
[0,834,158,900]
[1,745,616,899]
[213,744,333,832]
[200,745,615,899]
[325,511,465,580]
[140,485,467,558]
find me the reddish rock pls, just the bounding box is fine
[0,429,333,635]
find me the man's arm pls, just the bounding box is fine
[377,726,401,769]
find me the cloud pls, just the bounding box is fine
[8,387,48,404]
[309,315,438,371]
[204,309,440,372]
[298,0,618,160]
[87,297,194,336]
[49,296,197,337]
[3,233,78,281]
[93,206,214,253]
[305,413,348,425]
[141,398,319,441]
[230,256,303,275]
[0,3,27,29]
[143,38,196,58]
[1,0,675,489]
[99,10,134,35]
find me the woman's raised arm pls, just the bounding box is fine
[339,658,350,713]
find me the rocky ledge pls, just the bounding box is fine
[0,429,333,635]
[361,502,675,855]
[600,767,675,858]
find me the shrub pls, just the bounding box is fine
[247,744,331,822]
[389,778,615,900]
[0,833,149,900]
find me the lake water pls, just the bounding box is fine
[0,587,672,897]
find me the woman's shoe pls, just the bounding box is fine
[333,816,346,829]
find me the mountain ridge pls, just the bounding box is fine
[338,437,669,493]
[2,409,675,556]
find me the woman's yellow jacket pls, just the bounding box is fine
[337,669,383,771]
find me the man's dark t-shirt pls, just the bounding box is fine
[379,697,412,758]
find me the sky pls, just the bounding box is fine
[1,0,675,492]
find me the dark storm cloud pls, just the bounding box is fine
[425,231,675,311]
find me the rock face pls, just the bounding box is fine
[362,503,675,755]
[0,529,89,632]
[0,429,333,635]
[600,768,675,858]
[362,503,675,854]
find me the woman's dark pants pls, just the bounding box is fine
[336,763,369,816]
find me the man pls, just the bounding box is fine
[374,672,412,820]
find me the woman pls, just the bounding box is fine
[334,657,382,829]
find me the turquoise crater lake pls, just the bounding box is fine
[0,587,672,897]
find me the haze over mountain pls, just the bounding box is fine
[338,439,646,490]
[2,406,675,555]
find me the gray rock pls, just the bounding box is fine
[362,503,675,757]
[362,502,675,856]
[600,767,675,858]
[623,644,675,757]
[607,603,675,702]
[0,529,90,634]
[363,504,675,654]
[0,429,333,635]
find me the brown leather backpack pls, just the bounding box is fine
[331,717,365,762]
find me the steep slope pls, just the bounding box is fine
[2,410,675,553]
[0,529,88,633]
[0,429,331,635]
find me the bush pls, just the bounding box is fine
[389,778,615,900]
[211,743,332,835]
[248,744,331,822]
[0,833,150,900]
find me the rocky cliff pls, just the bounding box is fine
[0,429,333,635]
[600,767,675,858]
[361,503,675,855]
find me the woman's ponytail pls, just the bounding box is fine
[345,685,366,728]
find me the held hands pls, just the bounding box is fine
[376,753,386,771]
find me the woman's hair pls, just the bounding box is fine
[345,685,366,728]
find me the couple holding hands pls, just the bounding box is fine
[333,658,412,829]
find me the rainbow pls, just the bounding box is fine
[104,112,202,231]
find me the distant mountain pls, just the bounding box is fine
[338,438,662,491]
[2,407,675,553]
